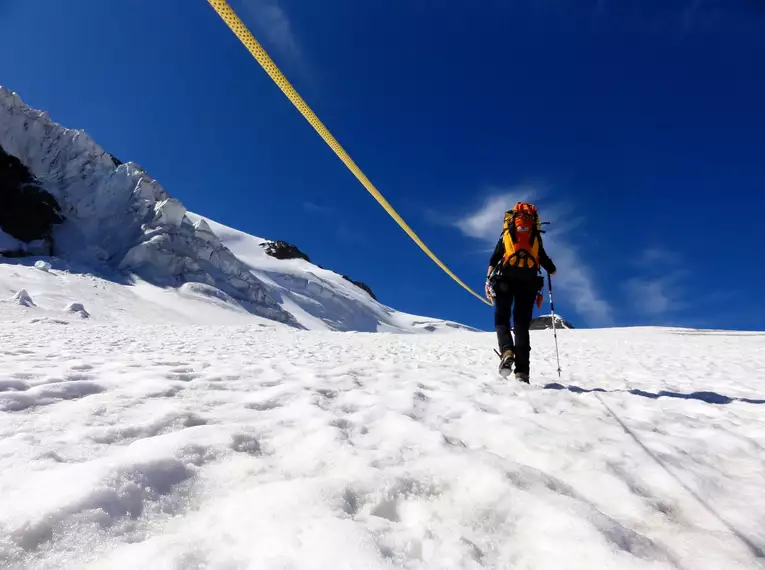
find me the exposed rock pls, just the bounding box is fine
[530,315,574,330]
[342,275,377,301]
[260,240,311,263]
[259,240,377,300]
[0,144,61,250]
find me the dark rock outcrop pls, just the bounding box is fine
[260,240,311,263]
[530,315,574,330]
[260,239,377,301]
[0,145,62,251]
[342,275,377,301]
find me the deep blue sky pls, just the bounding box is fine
[2,0,764,330]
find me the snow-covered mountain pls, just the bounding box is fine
[0,86,474,333]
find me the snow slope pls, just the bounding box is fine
[187,213,477,333]
[1,85,473,333]
[1,316,763,569]
[0,85,294,325]
[0,246,475,332]
[0,259,286,327]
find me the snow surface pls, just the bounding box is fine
[10,288,35,307]
[1,308,763,569]
[0,260,284,327]
[0,250,474,335]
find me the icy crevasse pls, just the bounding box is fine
[0,86,295,325]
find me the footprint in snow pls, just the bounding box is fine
[165,367,201,382]
[64,373,94,382]
[246,399,284,411]
[0,381,104,412]
[231,433,262,456]
[168,373,201,382]
[317,388,338,399]
[0,379,30,392]
[12,372,41,380]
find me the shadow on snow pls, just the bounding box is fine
[543,382,765,559]
[543,383,765,406]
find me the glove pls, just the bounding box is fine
[485,279,496,302]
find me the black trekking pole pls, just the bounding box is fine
[547,274,562,378]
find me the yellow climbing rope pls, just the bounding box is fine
[207,0,491,306]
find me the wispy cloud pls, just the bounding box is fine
[303,201,334,214]
[454,188,535,241]
[453,187,614,326]
[624,278,674,315]
[238,0,302,62]
[624,247,687,318]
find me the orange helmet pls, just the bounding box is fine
[513,202,538,216]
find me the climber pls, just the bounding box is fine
[485,202,556,382]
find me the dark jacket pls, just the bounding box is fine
[489,233,556,280]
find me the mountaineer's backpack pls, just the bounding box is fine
[502,202,542,271]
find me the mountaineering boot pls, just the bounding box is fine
[498,349,515,377]
[514,371,530,384]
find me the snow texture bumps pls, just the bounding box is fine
[11,289,35,307]
[63,302,89,318]
[0,323,763,568]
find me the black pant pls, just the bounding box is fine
[494,278,538,374]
